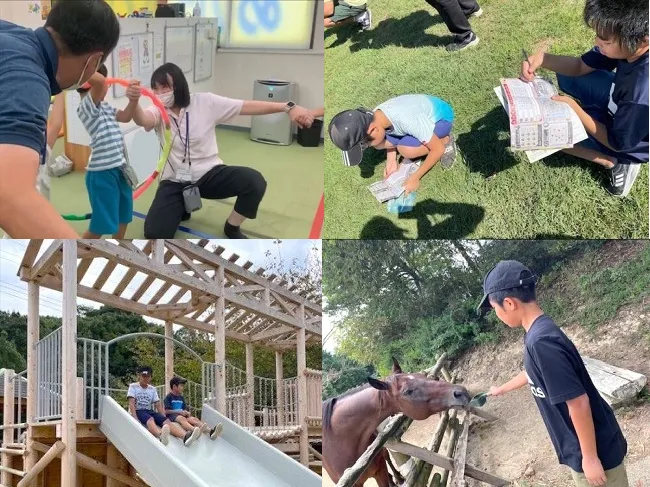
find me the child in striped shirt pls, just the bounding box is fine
[76,65,140,238]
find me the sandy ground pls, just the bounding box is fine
[323,301,650,487]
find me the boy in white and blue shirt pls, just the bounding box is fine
[76,64,138,238]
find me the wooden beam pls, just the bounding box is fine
[106,442,130,487]
[270,290,298,317]
[163,239,321,312]
[93,260,117,290]
[16,441,66,487]
[113,268,138,297]
[250,324,295,342]
[230,284,266,294]
[24,240,62,280]
[1,369,15,486]
[20,240,43,272]
[451,411,471,487]
[297,305,309,467]
[215,265,226,414]
[77,258,93,283]
[117,240,146,258]
[166,241,214,284]
[386,440,510,487]
[61,240,77,486]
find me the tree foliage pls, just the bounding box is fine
[322,349,375,399]
[323,240,608,375]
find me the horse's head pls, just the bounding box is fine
[367,357,470,420]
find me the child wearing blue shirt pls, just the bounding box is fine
[522,0,648,198]
[329,94,456,196]
[163,377,223,441]
[76,65,140,238]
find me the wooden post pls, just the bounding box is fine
[106,443,129,487]
[297,304,309,467]
[440,414,460,487]
[164,321,174,392]
[275,351,284,426]
[450,411,471,487]
[245,343,255,428]
[61,239,78,487]
[214,265,226,414]
[16,441,65,487]
[152,239,165,263]
[2,369,15,487]
[24,282,39,482]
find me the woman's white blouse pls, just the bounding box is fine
[147,92,244,182]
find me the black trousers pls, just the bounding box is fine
[425,0,479,42]
[144,165,267,238]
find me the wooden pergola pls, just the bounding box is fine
[15,239,322,486]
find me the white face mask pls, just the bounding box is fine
[66,55,102,91]
[157,91,175,108]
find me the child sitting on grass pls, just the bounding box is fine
[329,94,456,195]
[163,377,223,441]
[522,0,648,198]
[76,65,140,238]
[480,261,629,487]
[324,0,371,31]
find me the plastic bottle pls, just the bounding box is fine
[193,1,201,17]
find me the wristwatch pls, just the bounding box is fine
[284,101,296,113]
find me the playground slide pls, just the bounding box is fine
[99,396,321,487]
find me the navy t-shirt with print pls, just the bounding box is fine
[164,393,188,412]
[523,315,626,472]
[0,21,61,155]
[581,47,649,163]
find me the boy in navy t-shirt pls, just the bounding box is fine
[521,0,648,198]
[478,261,629,487]
[163,377,223,441]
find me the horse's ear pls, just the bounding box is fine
[368,377,390,391]
[391,356,403,374]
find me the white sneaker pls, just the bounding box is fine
[355,9,372,30]
[159,424,170,445]
[184,427,201,447]
[210,423,224,440]
[470,7,483,18]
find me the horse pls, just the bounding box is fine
[323,357,471,487]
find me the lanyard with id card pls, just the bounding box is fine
[173,111,202,213]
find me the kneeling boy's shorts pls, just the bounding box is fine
[330,0,366,22]
[386,120,454,148]
[136,410,168,427]
[570,462,628,487]
[167,413,182,422]
[86,166,133,236]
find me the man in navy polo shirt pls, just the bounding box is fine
[521,0,648,198]
[0,0,120,237]
[480,261,629,487]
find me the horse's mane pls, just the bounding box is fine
[323,380,391,432]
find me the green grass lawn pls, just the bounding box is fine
[324,0,649,239]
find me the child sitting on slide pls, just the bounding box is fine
[128,366,201,447]
[329,94,456,195]
[164,377,223,441]
[76,65,139,239]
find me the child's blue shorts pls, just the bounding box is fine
[85,166,133,236]
[386,119,453,148]
[136,410,168,427]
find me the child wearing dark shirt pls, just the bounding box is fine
[164,377,223,441]
[479,261,628,487]
[522,0,648,198]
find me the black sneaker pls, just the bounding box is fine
[606,162,641,197]
[210,423,223,440]
[446,32,480,52]
[355,9,372,30]
[441,134,457,169]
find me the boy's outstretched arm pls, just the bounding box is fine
[489,370,529,396]
[567,394,607,486]
[116,80,141,123]
[404,134,444,195]
[0,145,79,238]
[521,52,594,81]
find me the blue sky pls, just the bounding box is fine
[0,240,321,319]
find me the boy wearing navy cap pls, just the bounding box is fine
[127,366,201,447]
[522,0,648,198]
[164,376,223,441]
[329,94,456,195]
[479,261,629,487]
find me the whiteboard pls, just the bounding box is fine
[194,24,214,83]
[111,32,155,98]
[165,26,194,74]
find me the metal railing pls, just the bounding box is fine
[35,327,62,421]
[77,338,109,420]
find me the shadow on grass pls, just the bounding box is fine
[360,198,484,239]
[540,151,607,185]
[326,11,450,52]
[456,106,520,178]
[358,149,389,179]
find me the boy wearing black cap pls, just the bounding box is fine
[329,94,456,195]
[478,261,629,487]
[164,376,223,441]
[127,366,201,447]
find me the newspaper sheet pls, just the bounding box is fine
[368,161,420,203]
